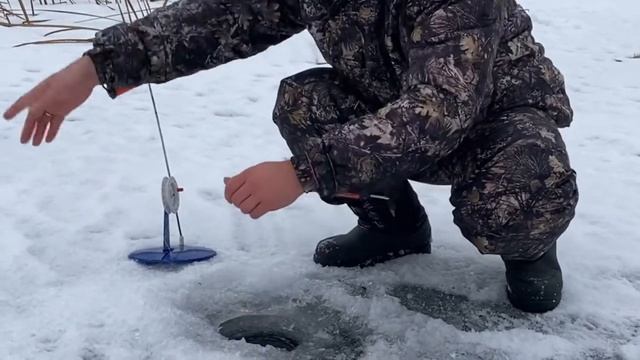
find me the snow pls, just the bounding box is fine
[1,1,639,359]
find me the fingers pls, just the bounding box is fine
[18,108,63,146]
[4,94,31,121]
[238,196,260,214]
[230,184,252,207]
[250,203,269,219]
[20,107,42,144]
[45,117,64,143]
[32,116,50,146]
[5,77,55,145]
[225,179,261,215]
[3,73,75,146]
[224,173,247,203]
[4,79,48,120]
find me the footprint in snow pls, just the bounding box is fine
[388,283,640,355]
[197,188,224,203]
[214,110,249,118]
[80,346,107,360]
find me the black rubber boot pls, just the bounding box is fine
[314,182,431,267]
[502,243,563,313]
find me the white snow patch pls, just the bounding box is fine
[1,1,639,359]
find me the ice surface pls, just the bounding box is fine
[1,1,639,359]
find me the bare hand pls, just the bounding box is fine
[224,160,304,219]
[3,56,99,145]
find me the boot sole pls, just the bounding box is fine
[357,241,431,268]
[505,285,561,313]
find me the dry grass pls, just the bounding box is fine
[0,1,28,24]
[1,0,160,47]
[16,0,30,22]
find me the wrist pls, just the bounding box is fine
[290,156,317,193]
[78,55,100,88]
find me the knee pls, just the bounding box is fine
[272,67,338,132]
[452,140,579,260]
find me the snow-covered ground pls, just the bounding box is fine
[1,1,639,359]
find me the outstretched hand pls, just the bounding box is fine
[3,56,99,146]
[224,160,304,219]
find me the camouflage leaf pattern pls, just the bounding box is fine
[85,0,579,258]
[86,0,572,198]
[274,68,577,259]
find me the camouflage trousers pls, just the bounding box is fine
[273,68,578,260]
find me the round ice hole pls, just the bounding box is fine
[219,314,302,351]
[241,332,299,351]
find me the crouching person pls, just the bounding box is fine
[4,0,578,312]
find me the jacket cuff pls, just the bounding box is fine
[291,138,342,200]
[84,26,122,98]
[83,23,145,99]
[291,155,318,193]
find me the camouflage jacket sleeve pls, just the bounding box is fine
[293,1,506,199]
[85,0,305,98]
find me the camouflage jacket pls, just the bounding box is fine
[86,0,573,198]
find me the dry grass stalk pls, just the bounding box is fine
[115,0,157,23]
[16,0,29,22]
[136,0,149,15]
[14,37,92,46]
[34,8,121,23]
[75,13,128,24]
[114,0,126,22]
[1,7,11,24]
[122,0,133,22]
[7,0,166,48]
[2,2,35,24]
[125,0,138,19]
[0,21,100,31]
[0,2,11,23]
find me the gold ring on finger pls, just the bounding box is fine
[42,111,56,119]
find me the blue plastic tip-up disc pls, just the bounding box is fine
[129,246,217,265]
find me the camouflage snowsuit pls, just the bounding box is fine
[86,0,578,260]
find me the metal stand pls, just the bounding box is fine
[128,85,217,266]
[127,177,217,266]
